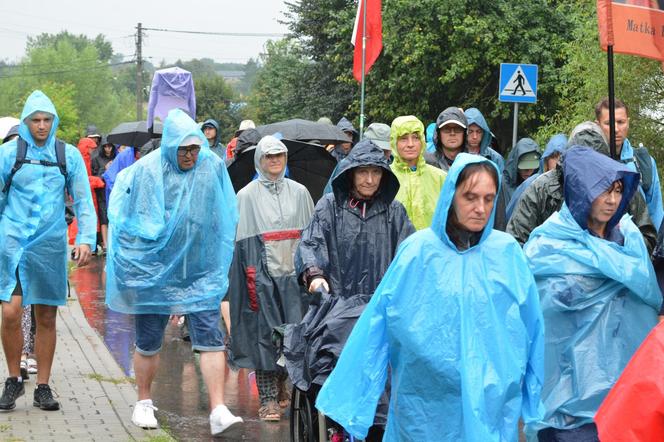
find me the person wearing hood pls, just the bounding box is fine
[315,153,544,441]
[523,147,660,441]
[85,124,101,148]
[331,117,359,162]
[501,138,541,207]
[390,115,446,230]
[226,135,314,422]
[0,91,96,411]
[225,119,256,161]
[505,134,567,221]
[507,122,657,253]
[105,109,242,436]
[464,108,505,172]
[91,136,117,252]
[226,128,261,168]
[201,119,224,159]
[596,97,664,229]
[425,107,467,172]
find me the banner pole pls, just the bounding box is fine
[607,44,617,160]
[359,0,367,138]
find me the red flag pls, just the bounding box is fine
[352,0,383,82]
[597,0,664,61]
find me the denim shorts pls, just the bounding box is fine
[134,309,226,356]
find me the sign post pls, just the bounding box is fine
[498,63,538,147]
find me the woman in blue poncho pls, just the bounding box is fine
[523,146,661,441]
[315,153,545,441]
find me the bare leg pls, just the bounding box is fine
[1,296,23,378]
[199,351,226,410]
[134,352,160,401]
[101,224,108,249]
[34,305,57,384]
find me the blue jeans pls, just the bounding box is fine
[135,309,225,355]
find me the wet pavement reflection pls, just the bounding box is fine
[70,256,290,441]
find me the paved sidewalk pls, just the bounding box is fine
[0,293,171,442]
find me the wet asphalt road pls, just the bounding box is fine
[70,256,290,441]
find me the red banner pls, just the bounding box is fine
[598,0,664,60]
[352,0,383,82]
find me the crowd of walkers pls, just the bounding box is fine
[0,88,663,442]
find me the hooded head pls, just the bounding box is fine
[235,128,262,156]
[77,137,98,175]
[567,121,609,156]
[563,146,638,234]
[464,108,491,154]
[504,138,540,187]
[541,134,567,171]
[160,108,209,173]
[430,153,501,251]
[254,135,288,183]
[336,117,359,144]
[100,135,118,160]
[390,115,426,170]
[201,119,220,146]
[18,90,59,148]
[331,140,399,203]
[434,107,468,153]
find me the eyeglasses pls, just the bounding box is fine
[177,145,201,157]
[440,126,465,135]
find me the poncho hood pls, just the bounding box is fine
[160,109,209,173]
[390,115,427,172]
[18,90,59,147]
[254,135,288,184]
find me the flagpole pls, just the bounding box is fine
[607,44,616,160]
[359,0,367,138]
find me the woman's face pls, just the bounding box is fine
[589,180,623,226]
[452,170,497,232]
[103,144,114,156]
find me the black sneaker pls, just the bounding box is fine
[33,384,59,411]
[0,377,25,410]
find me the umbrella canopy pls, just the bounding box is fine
[0,117,20,141]
[107,120,163,147]
[227,139,336,202]
[257,119,350,145]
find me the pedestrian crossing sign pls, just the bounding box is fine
[499,63,538,104]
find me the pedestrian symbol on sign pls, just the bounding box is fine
[501,68,535,98]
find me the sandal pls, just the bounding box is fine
[26,358,38,374]
[258,401,281,422]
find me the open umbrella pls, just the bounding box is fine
[0,117,20,141]
[107,120,163,147]
[227,139,336,202]
[257,119,349,145]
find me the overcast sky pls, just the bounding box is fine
[0,0,289,65]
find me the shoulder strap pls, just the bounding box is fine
[54,139,68,183]
[633,146,652,194]
[2,138,68,194]
[2,138,28,194]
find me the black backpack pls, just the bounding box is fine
[631,145,653,195]
[2,136,68,194]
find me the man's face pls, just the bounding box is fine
[177,144,201,171]
[396,132,422,164]
[452,170,496,233]
[26,112,53,146]
[260,152,287,180]
[598,107,630,149]
[518,168,537,180]
[352,166,383,199]
[340,131,354,154]
[466,124,484,150]
[203,126,217,141]
[439,124,465,151]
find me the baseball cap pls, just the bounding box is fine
[363,123,391,150]
[517,151,541,170]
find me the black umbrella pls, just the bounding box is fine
[256,119,349,145]
[227,139,336,202]
[107,120,163,147]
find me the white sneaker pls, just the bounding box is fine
[132,399,158,429]
[210,404,243,436]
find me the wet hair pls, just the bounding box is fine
[455,162,499,194]
[594,97,628,120]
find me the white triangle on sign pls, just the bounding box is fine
[500,65,535,98]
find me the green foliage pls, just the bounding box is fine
[195,75,239,142]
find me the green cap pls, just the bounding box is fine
[517,151,541,170]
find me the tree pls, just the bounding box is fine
[195,75,239,142]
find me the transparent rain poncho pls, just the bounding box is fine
[0,90,96,306]
[316,154,544,441]
[105,109,238,314]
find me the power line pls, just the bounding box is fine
[142,26,285,38]
[0,61,134,79]
[0,55,134,70]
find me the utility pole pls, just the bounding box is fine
[135,22,143,121]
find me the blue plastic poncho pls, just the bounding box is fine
[0,90,96,306]
[316,153,545,441]
[105,109,238,315]
[621,138,664,229]
[523,147,661,436]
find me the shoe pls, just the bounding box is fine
[20,360,29,381]
[0,377,24,410]
[26,358,38,374]
[33,384,59,410]
[132,399,158,429]
[210,404,243,436]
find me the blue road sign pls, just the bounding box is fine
[499,63,538,104]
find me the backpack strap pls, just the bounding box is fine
[2,137,28,194]
[2,137,68,194]
[633,145,653,195]
[54,139,68,186]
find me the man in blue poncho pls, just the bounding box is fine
[524,146,661,441]
[0,91,96,411]
[105,109,242,436]
[315,153,544,441]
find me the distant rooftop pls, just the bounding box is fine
[217,70,245,79]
